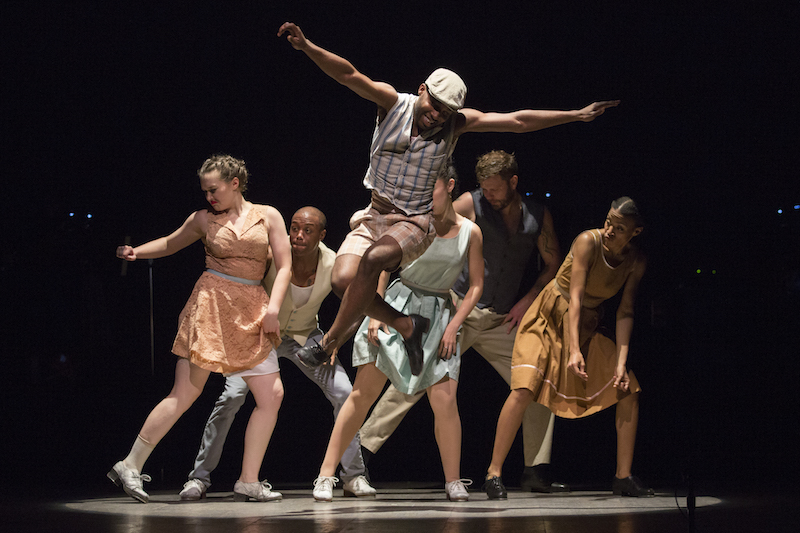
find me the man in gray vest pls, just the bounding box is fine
[359,150,568,496]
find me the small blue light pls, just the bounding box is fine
[69,212,75,217]
[525,192,532,196]
[545,192,551,198]
[87,213,93,219]
[794,204,799,210]
[778,209,783,214]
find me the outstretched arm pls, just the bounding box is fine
[277,22,398,111]
[457,100,619,135]
[115,210,207,261]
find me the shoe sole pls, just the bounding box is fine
[613,490,655,497]
[405,316,430,376]
[343,490,377,498]
[297,356,325,369]
[521,483,571,493]
[233,492,282,502]
[179,493,207,501]
[107,468,148,504]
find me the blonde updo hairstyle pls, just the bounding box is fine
[197,154,249,196]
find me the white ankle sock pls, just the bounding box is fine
[122,435,155,472]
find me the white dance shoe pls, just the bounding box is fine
[233,480,282,502]
[107,461,152,503]
[312,476,339,502]
[445,479,472,501]
[342,475,377,498]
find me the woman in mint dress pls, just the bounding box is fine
[311,166,484,502]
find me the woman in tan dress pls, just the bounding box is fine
[483,197,654,499]
[108,155,292,503]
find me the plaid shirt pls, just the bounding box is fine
[362,93,458,216]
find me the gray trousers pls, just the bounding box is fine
[189,331,366,487]
[360,295,555,467]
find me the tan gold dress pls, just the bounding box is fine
[510,229,642,419]
[172,206,277,374]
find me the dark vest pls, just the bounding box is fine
[452,189,545,314]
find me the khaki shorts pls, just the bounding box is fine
[338,202,435,268]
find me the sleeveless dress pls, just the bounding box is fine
[510,229,642,419]
[172,206,278,374]
[352,219,474,394]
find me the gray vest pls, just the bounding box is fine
[452,189,545,314]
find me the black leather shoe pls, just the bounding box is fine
[612,475,654,497]
[520,465,570,493]
[482,476,507,500]
[296,338,330,369]
[403,314,429,376]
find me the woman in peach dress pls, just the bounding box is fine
[108,155,291,503]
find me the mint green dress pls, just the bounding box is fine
[352,219,474,394]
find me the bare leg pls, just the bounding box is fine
[138,358,210,446]
[319,363,387,477]
[427,377,461,482]
[239,372,284,483]
[614,392,639,479]
[487,388,535,478]
[324,237,414,352]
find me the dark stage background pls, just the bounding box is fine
[2,2,798,498]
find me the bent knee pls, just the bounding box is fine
[331,269,355,298]
[360,243,401,274]
[511,388,535,404]
[272,381,285,404]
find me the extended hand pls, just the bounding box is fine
[277,22,308,50]
[577,100,620,122]
[437,324,458,360]
[116,245,136,261]
[613,365,630,391]
[502,295,534,334]
[567,351,588,381]
[367,319,389,346]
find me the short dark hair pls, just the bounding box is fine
[475,150,518,183]
[294,206,327,231]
